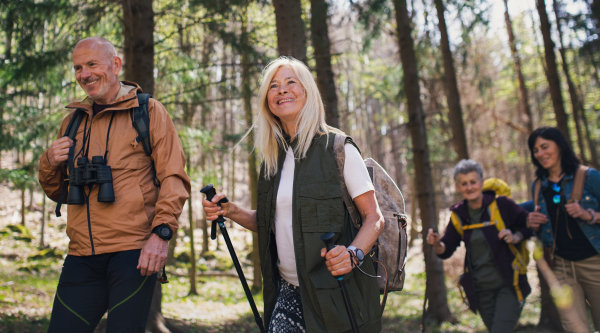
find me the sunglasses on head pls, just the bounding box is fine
[552,183,561,204]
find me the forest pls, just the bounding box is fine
[1,0,599,332]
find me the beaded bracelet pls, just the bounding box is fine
[586,208,597,225]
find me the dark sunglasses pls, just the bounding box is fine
[552,183,561,204]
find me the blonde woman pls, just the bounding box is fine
[202,57,384,333]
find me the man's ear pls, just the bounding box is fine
[113,56,122,75]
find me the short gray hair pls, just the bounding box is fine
[453,159,483,181]
[74,37,117,59]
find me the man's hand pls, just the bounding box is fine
[321,245,352,276]
[137,233,168,276]
[527,212,548,231]
[47,137,74,168]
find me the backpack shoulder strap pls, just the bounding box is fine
[490,199,506,231]
[450,211,464,238]
[533,179,542,208]
[570,165,589,203]
[130,93,160,187]
[333,133,361,229]
[55,109,86,217]
[130,93,152,157]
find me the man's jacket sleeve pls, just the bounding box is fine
[149,99,191,232]
[38,113,73,202]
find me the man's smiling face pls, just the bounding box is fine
[72,39,122,105]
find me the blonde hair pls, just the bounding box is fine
[249,57,343,178]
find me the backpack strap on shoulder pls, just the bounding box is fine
[333,133,361,229]
[55,109,86,217]
[130,93,160,188]
[570,165,589,203]
[450,212,464,238]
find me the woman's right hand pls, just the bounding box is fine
[202,193,231,221]
[527,212,548,231]
[426,228,440,245]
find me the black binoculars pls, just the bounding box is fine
[67,156,115,204]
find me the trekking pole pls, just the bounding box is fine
[421,228,437,333]
[321,232,360,333]
[200,184,266,333]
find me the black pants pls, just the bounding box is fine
[48,249,157,333]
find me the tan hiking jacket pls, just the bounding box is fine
[39,82,191,256]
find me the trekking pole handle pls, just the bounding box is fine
[321,232,336,252]
[200,184,229,240]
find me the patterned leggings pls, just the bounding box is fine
[268,277,307,333]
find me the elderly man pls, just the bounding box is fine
[39,37,190,332]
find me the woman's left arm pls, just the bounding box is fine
[321,190,384,276]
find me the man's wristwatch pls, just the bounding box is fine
[347,246,364,267]
[153,224,173,241]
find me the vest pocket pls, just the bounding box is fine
[299,183,345,233]
[308,267,367,332]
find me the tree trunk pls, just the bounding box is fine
[434,0,469,161]
[120,1,167,330]
[536,0,571,144]
[393,0,455,323]
[591,0,600,35]
[40,192,46,248]
[187,149,197,295]
[166,228,177,265]
[121,0,155,95]
[242,10,262,291]
[504,0,534,134]
[572,50,600,169]
[553,0,587,162]
[310,0,339,127]
[21,188,26,226]
[273,0,307,63]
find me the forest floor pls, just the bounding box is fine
[0,183,545,333]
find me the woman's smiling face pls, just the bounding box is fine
[267,66,306,131]
[533,137,561,171]
[455,171,483,203]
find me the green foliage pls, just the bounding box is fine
[4,224,34,242]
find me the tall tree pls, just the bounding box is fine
[121,0,155,95]
[393,0,455,323]
[310,0,340,127]
[503,0,534,134]
[273,0,307,63]
[536,0,571,143]
[434,0,469,161]
[241,6,262,291]
[120,0,168,331]
[590,0,600,35]
[553,0,588,163]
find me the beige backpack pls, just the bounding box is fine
[333,134,408,311]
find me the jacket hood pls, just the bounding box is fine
[65,81,143,114]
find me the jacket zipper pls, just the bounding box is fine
[85,192,95,255]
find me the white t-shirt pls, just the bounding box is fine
[275,143,374,286]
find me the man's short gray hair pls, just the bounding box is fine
[453,159,483,181]
[74,37,117,59]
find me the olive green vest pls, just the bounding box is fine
[256,133,382,333]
